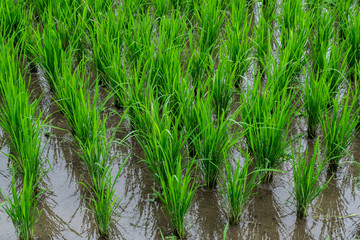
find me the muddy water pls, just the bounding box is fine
[0,68,359,240]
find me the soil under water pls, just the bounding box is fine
[0,63,360,240]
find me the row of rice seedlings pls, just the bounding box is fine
[240,75,298,183]
[291,139,330,219]
[320,89,359,173]
[0,35,48,239]
[219,150,262,225]
[51,58,126,237]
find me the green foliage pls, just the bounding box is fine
[291,139,330,218]
[240,76,298,182]
[220,150,261,225]
[321,89,359,172]
[155,156,198,239]
[1,171,44,240]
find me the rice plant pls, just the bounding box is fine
[193,96,238,189]
[1,170,45,240]
[302,67,331,139]
[311,8,334,76]
[224,4,252,87]
[220,150,262,225]
[0,0,25,39]
[345,8,360,81]
[210,58,235,118]
[241,76,298,183]
[155,155,198,239]
[194,0,224,55]
[320,89,359,172]
[291,139,330,219]
[81,155,128,237]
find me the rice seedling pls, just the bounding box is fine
[124,11,155,67]
[194,0,224,55]
[310,8,334,76]
[320,89,359,173]
[302,66,331,139]
[282,0,304,31]
[220,150,262,225]
[81,149,128,237]
[134,98,188,185]
[29,13,75,92]
[273,26,309,92]
[253,11,272,73]
[89,8,128,107]
[345,8,360,81]
[334,0,354,40]
[240,76,298,183]
[155,155,198,239]
[210,57,235,119]
[152,0,170,18]
[1,170,45,240]
[0,0,25,39]
[223,4,252,87]
[291,139,330,219]
[193,96,238,189]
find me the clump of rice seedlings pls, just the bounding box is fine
[155,155,198,239]
[320,89,359,173]
[193,96,238,189]
[291,139,330,219]
[124,12,155,67]
[220,150,262,225]
[241,76,298,183]
[90,8,128,107]
[282,0,303,31]
[302,66,331,139]
[210,58,235,118]
[345,8,360,81]
[310,8,334,76]
[1,170,45,240]
[135,98,187,184]
[323,39,349,99]
[152,0,170,18]
[158,11,188,49]
[253,11,272,73]
[224,3,252,87]
[334,0,354,40]
[194,0,224,55]
[273,26,308,92]
[0,0,25,39]
[29,13,75,91]
[81,151,128,237]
